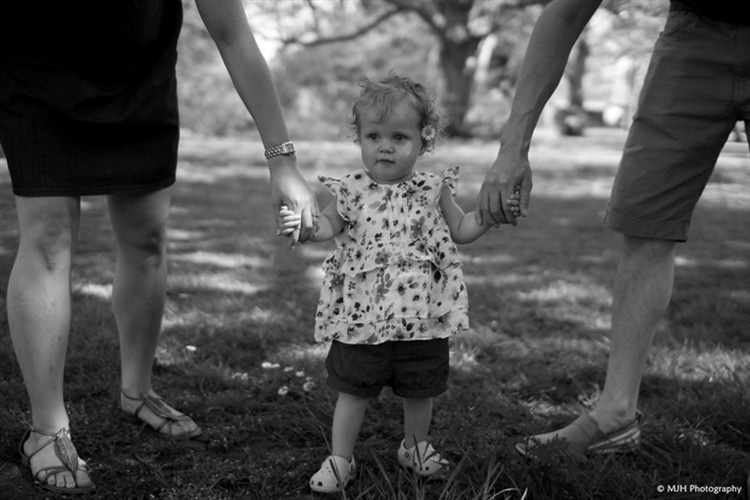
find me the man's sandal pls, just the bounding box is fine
[19,427,96,494]
[515,412,642,457]
[119,390,203,440]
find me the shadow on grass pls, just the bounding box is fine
[0,132,748,499]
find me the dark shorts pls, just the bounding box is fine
[604,11,750,242]
[325,338,449,399]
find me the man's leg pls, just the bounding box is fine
[591,235,674,430]
[523,235,674,449]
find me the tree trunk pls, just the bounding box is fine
[439,41,478,137]
[565,34,589,109]
[414,0,480,137]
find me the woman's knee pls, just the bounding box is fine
[17,210,77,272]
[108,189,171,264]
[118,224,168,265]
[31,226,74,271]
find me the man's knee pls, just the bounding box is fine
[618,236,676,287]
[622,235,675,261]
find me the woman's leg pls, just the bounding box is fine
[108,187,198,437]
[8,195,93,489]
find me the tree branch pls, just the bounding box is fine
[282,6,405,46]
[382,0,443,36]
[305,0,322,33]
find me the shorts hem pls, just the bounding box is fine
[392,384,447,399]
[604,209,688,242]
[326,375,381,399]
[327,376,447,399]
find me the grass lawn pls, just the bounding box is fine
[1,129,748,499]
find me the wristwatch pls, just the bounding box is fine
[264,141,296,159]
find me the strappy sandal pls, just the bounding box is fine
[119,390,202,440]
[19,427,96,494]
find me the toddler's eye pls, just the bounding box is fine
[394,134,406,142]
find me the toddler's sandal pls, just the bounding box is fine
[309,455,356,493]
[397,440,449,477]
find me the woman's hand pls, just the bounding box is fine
[268,156,319,244]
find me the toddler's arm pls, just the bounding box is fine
[440,186,520,244]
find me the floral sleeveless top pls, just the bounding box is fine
[315,166,469,344]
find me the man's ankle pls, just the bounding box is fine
[589,405,637,433]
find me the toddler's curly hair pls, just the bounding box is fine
[348,73,444,154]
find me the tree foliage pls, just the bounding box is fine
[254,0,553,136]
[175,0,668,138]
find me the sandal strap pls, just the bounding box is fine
[25,428,79,475]
[34,463,90,485]
[121,390,190,431]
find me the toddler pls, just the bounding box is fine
[279,74,519,493]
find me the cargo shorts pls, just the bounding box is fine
[604,10,750,241]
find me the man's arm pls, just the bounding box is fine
[477,0,601,226]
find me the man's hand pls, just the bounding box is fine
[476,152,532,227]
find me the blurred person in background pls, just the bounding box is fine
[475,0,750,456]
[0,0,317,494]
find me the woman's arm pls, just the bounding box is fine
[194,0,318,241]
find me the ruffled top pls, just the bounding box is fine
[314,167,469,344]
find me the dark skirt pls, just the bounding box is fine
[0,0,183,197]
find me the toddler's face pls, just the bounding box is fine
[358,103,423,184]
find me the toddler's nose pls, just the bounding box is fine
[380,141,394,152]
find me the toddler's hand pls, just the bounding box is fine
[277,205,302,247]
[507,192,521,219]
